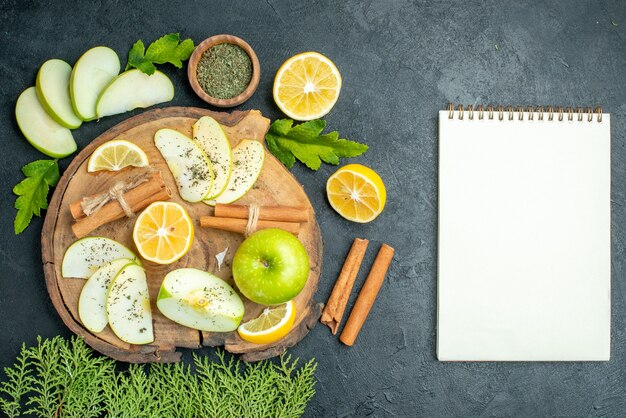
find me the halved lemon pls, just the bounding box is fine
[326,164,386,223]
[237,300,296,344]
[132,202,194,264]
[87,139,149,172]
[273,52,341,121]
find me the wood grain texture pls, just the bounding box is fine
[42,107,323,363]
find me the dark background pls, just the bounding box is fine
[1,0,625,416]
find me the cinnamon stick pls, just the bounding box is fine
[320,238,369,334]
[214,204,309,223]
[71,172,172,238]
[339,243,395,346]
[200,216,301,236]
[70,172,167,219]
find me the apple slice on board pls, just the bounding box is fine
[96,69,174,118]
[154,128,214,202]
[192,116,232,200]
[157,268,244,332]
[70,46,120,121]
[15,87,77,158]
[35,59,82,129]
[78,258,136,333]
[204,139,264,206]
[62,236,139,279]
[106,263,153,345]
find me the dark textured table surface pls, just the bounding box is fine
[1,1,625,416]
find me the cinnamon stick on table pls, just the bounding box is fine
[321,238,369,334]
[71,172,171,238]
[200,216,301,236]
[340,243,395,346]
[214,204,309,223]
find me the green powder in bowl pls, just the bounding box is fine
[196,43,253,99]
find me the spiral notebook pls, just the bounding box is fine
[437,105,611,361]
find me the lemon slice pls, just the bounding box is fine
[237,300,296,344]
[87,139,149,172]
[273,52,341,121]
[132,202,194,265]
[326,164,386,223]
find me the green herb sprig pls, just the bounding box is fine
[266,119,368,170]
[127,33,195,75]
[13,159,60,235]
[0,336,317,418]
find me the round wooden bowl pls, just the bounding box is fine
[188,34,261,108]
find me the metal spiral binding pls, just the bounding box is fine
[446,103,603,122]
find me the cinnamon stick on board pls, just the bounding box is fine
[70,171,168,219]
[199,216,301,236]
[71,172,172,238]
[214,204,309,223]
[339,243,395,346]
[320,238,369,334]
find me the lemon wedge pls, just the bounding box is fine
[237,300,296,344]
[87,140,148,172]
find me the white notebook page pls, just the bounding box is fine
[437,110,611,361]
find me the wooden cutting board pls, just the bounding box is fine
[41,107,323,363]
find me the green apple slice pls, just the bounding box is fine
[78,258,136,333]
[204,140,264,206]
[62,236,139,279]
[96,69,174,118]
[193,116,232,200]
[157,268,244,332]
[154,128,214,202]
[106,263,153,345]
[70,46,120,121]
[15,87,77,158]
[35,59,83,129]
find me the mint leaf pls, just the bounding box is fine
[265,119,368,170]
[13,159,59,234]
[127,33,195,74]
[174,38,195,62]
[126,40,158,74]
[145,33,181,64]
[126,40,144,70]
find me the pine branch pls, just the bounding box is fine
[57,337,114,418]
[25,336,65,417]
[1,336,317,418]
[0,342,32,418]
[273,355,318,418]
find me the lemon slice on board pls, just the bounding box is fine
[237,300,296,344]
[132,202,194,265]
[273,52,341,121]
[87,139,149,172]
[326,164,386,223]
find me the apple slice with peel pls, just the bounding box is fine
[193,116,232,200]
[157,268,244,332]
[106,263,153,345]
[78,258,136,333]
[15,87,77,158]
[36,59,82,129]
[155,128,214,202]
[96,69,174,118]
[204,140,264,206]
[70,46,120,121]
[62,236,139,279]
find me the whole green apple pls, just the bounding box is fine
[233,228,309,305]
